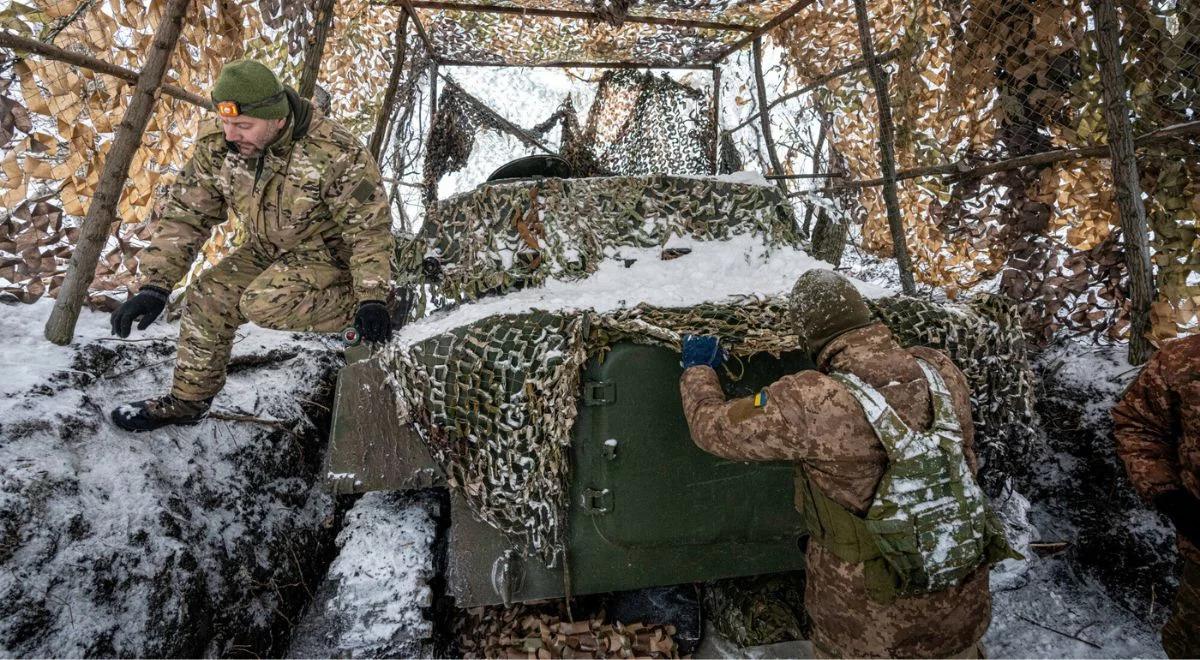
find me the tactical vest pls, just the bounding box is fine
[798,358,1017,603]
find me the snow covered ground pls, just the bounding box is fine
[0,268,1180,658]
[0,299,345,656]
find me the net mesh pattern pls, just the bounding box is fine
[380,293,1036,564]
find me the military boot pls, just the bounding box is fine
[111,394,213,432]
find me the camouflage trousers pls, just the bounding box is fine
[1164,557,1200,659]
[172,242,357,401]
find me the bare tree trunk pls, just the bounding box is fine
[299,0,337,100]
[370,10,410,160]
[852,0,916,295]
[710,67,721,175]
[801,109,829,238]
[44,0,192,345]
[1092,0,1156,364]
[752,37,788,198]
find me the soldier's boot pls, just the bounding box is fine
[111,394,214,432]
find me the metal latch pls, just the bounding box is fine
[581,487,612,515]
[583,381,616,406]
[491,548,525,606]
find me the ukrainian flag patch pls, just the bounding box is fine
[753,390,769,408]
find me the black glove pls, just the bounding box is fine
[110,285,170,338]
[1154,490,1200,547]
[354,300,392,343]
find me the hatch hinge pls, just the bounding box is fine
[583,380,616,406]
[580,487,613,516]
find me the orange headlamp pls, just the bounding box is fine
[212,91,284,118]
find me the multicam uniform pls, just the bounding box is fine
[1112,334,1200,659]
[137,90,393,401]
[680,323,991,658]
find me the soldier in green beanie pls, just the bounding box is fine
[108,59,400,432]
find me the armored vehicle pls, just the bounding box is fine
[320,169,1037,613]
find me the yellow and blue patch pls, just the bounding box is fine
[753,389,769,408]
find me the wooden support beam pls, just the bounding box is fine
[809,120,1200,191]
[1092,0,1155,364]
[766,171,842,180]
[0,30,210,108]
[44,0,193,345]
[440,75,555,154]
[853,0,915,295]
[752,37,788,197]
[714,0,815,62]
[726,47,902,134]
[401,1,756,32]
[299,0,338,99]
[437,58,715,70]
[369,10,410,160]
[710,67,720,174]
[400,0,437,61]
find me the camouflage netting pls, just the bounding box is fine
[422,70,727,204]
[412,1,798,67]
[400,176,795,309]
[379,293,1037,565]
[584,70,718,177]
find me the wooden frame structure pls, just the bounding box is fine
[2,0,1173,359]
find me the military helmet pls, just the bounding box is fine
[789,269,874,358]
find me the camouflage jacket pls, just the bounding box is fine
[680,323,990,658]
[138,90,393,302]
[1112,334,1200,563]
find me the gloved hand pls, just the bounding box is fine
[354,300,392,343]
[110,285,170,338]
[1155,490,1200,547]
[681,334,725,370]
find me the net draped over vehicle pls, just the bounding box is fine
[383,176,1037,564]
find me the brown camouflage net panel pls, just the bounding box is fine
[413,1,797,67]
[379,292,1037,564]
[400,176,795,307]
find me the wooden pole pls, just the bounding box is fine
[369,10,410,160]
[711,67,721,174]
[44,0,192,345]
[1091,0,1156,364]
[752,37,787,197]
[400,1,756,32]
[0,30,210,108]
[299,0,337,99]
[714,0,816,63]
[852,0,916,295]
[805,120,1200,192]
[726,47,901,134]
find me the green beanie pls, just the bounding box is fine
[211,60,289,120]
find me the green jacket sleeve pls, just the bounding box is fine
[328,147,394,302]
[137,129,228,291]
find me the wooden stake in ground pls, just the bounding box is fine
[1091,0,1156,365]
[43,0,193,346]
[710,67,721,174]
[369,10,410,160]
[852,0,916,295]
[752,37,788,198]
[299,0,337,100]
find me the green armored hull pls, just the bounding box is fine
[325,340,811,607]
[321,174,1038,610]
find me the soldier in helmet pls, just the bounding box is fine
[108,60,396,432]
[1112,334,1200,658]
[678,269,1012,658]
